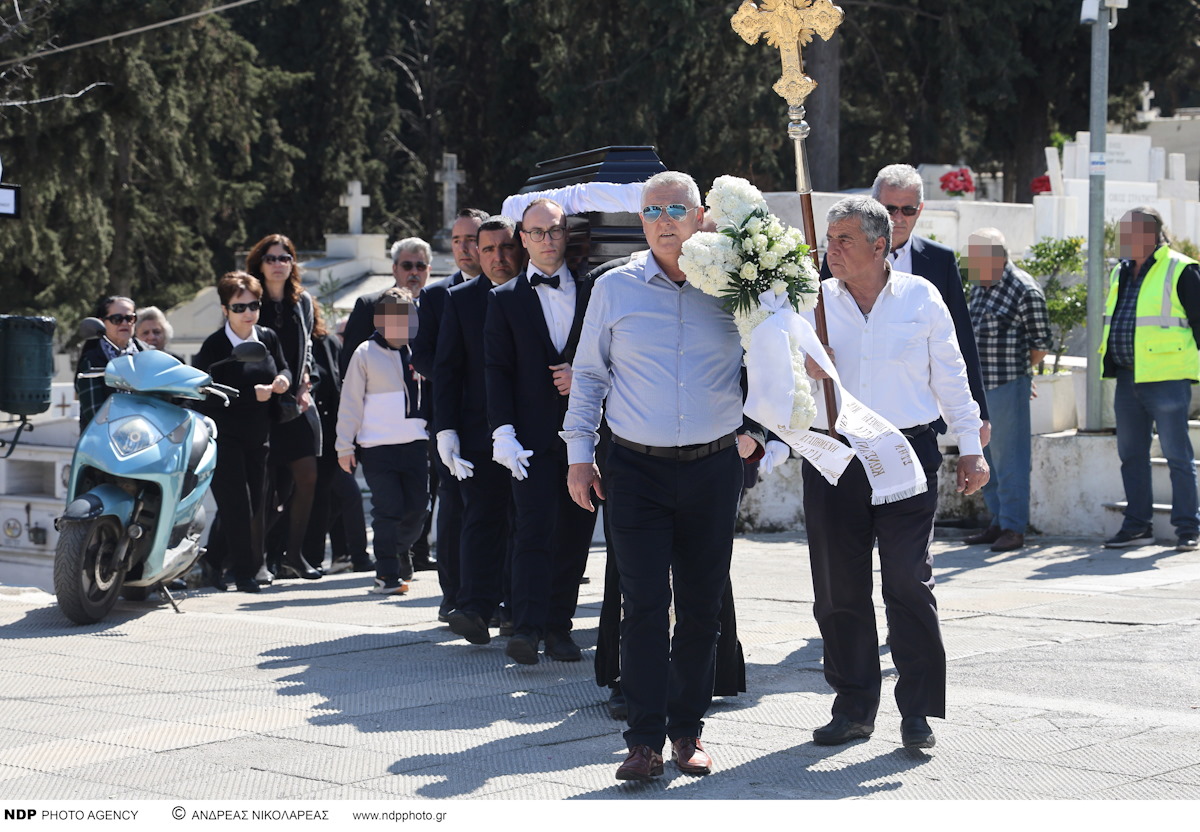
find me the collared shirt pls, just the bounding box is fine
[561,251,745,463]
[890,237,914,274]
[808,269,983,456]
[224,322,261,347]
[967,262,1052,389]
[526,262,576,354]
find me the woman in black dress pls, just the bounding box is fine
[192,273,291,593]
[76,295,147,429]
[247,233,322,581]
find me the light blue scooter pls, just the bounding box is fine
[54,318,264,624]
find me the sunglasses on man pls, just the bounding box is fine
[225,301,262,314]
[883,204,920,217]
[641,203,699,222]
[396,260,429,271]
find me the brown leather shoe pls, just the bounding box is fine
[615,745,663,781]
[670,737,712,775]
[964,525,1001,545]
[990,529,1025,552]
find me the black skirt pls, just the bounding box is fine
[270,405,321,464]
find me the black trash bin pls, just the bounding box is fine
[0,315,57,416]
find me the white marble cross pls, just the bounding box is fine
[339,180,370,234]
[434,153,465,230]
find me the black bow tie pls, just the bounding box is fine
[530,272,560,289]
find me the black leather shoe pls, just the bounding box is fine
[607,685,628,720]
[277,555,322,580]
[813,714,874,745]
[901,716,935,749]
[234,579,261,594]
[505,633,540,665]
[447,610,491,645]
[544,630,582,662]
[964,525,1001,545]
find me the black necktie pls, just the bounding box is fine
[530,272,560,289]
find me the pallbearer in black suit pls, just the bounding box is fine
[435,216,525,646]
[411,208,489,621]
[485,199,598,666]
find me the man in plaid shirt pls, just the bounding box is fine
[963,228,1052,551]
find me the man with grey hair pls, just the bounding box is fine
[820,163,990,445]
[804,195,988,750]
[564,170,764,781]
[340,236,435,377]
[963,228,1051,552]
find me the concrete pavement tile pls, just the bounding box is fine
[4,708,168,742]
[1161,764,1200,786]
[170,684,339,714]
[1084,778,1200,799]
[1002,595,1199,625]
[83,719,248,752]
[939,588,1085,614]
[936,724,1134,761]
[184,705,315,733]
[0,771,136,799]
[0,736,144,773]
[1045,744,1200,777]
[857,781,1034,799]
[162,766,335,800]
[712,691,840,731]
[958,760,1135,797]
[55,749,242,789]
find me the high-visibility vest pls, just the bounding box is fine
[1101,246,1200,382]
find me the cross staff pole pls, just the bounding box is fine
[732,0,844,437]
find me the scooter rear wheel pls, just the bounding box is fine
[54,517,126,624]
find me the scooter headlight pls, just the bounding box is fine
[109,416,164,458]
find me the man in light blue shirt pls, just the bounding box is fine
[563,171,762,782]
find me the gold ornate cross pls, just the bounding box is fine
[731,0,844,107]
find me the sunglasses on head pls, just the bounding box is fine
[883,204,920,217]
[397,260,429,271]
[262,254,294,265]
[105,314,137,325]
[641,203,697,222]
[226,301,262,314]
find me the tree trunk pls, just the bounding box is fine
[109,134,133,297]
[806,33,840,193]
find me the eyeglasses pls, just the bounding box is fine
[104,314,137,325]
[883,204,920,217]
[396,260,429,271]
[226,301,262,314]
[641,204,698,222]
[262,254,294,265]
[521,226,567,242]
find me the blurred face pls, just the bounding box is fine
[877,184,923,250]
[1119,212,1160,263]
[375,301,417,347]
[103,298,136,348]
[392,247,430,294]
[135,317,167,350]
[825,217,887,283]
[520,203,568,275]
[477,227,522,285]
[965,236,1007,287]
[260,243,293,287]
[223,288,261,336]
[450,216,482,276]
[639,183,703,264]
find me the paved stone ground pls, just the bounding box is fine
[1,531,1198,801]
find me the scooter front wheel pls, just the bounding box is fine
[54,517,126,624]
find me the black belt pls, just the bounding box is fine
[813,423,930,439]
[612,432,737,462]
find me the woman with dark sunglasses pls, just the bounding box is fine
[75,295,148,428]
[192,272,292,593]
[246,233,323,582]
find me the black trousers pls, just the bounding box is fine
[801,429,946,724]
[606,441,744,751]
[359,442,429,582]
[430,452,464,610]
[455,449,512,620]
[208,435,269,583]
[509,447,597,638]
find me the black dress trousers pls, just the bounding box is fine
[801,429,947,724]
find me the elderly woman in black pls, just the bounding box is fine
[76,295,147,429]
[247,233,323,582]
[193,272,291,594]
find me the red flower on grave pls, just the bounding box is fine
[939,167,975,197]
[1030,175,1052,195]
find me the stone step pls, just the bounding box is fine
[1150,457,1199,500]
[1149,419,1200,457]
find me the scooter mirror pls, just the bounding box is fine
[78,317,107,340]
[231,341,268,363]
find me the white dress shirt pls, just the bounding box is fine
[890,237,914,274]
[527,263,576,354]
[807,269,983,456]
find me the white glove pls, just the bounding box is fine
[492,424,533,481]
[759,440,791,476]
[436,430,475,480]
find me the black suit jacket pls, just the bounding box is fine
[433,275,499,455]
[339,288,386,380]
[484,270,593,454]
[410,271,468,379]
[819,235,989,421]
